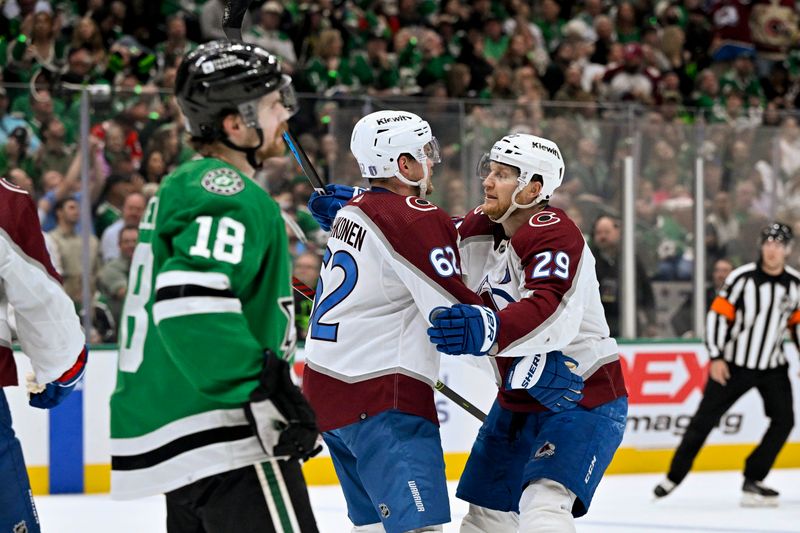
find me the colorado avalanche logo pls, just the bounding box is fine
[529,211,561,228]
[534,441,556,459]
[406,197,437,212]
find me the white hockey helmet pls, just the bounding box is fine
[350,110,441,198]
[478,133,565,223]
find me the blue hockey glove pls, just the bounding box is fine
[506,351,584,412]
[28,345,88,410]
[307,184,364,231]
[428,304,499,356]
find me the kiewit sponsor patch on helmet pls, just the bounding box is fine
[376,115,412,125]
[531,141,561,159]
[202,168,245,196]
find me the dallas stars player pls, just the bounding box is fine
[110,41,320,532]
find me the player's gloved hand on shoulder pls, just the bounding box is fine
[27,345,88,409]
[506,351,584,412]
[428,304,499,356]
[245,350,322,462]
[307,184,364,231]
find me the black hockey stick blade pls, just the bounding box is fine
[222,0,251,41]
[283,130,326,193]
[290,276,488,422]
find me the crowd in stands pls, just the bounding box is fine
[2,0,800,340]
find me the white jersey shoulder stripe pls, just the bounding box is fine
[153,296,241,324]
[0,178,29,194]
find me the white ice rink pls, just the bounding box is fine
[34,469,800,533]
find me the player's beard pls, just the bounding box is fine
[256,122,288,161]
[423,174,435,195]
[481,194,512,221]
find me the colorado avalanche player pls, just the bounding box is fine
[303,110,489,533]
[428,134,628,533]
[0,178,87,533]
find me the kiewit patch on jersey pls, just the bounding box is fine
[201,168,245,196]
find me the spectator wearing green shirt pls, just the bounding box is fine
[535,0,565,53]
[304,28,367,94]
[692,69,727,122]
[94,174,133,238]
[155,13,197,71]
[246,2,297,74]
[482,16,509,65]
[0,126,37,182]
[416,30,455,89]
[350,32,399,95]
[720,50,765,104]
[6,11,67,86]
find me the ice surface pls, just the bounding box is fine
[34,470,800,532]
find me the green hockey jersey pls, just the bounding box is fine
[109,158,296,499]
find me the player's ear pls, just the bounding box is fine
[520,180,541,203]
[221,112,243,138]
[397,154,410,174]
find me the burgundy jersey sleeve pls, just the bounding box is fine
[352,192,483,306]
[0,179,61,282]
[496,208,585,352]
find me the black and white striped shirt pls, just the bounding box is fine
[706,262,800,369]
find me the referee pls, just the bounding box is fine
[654,222,798,506]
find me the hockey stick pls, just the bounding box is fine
[283,130,326,194]
[290,276,487,422]
[222,0,251,41]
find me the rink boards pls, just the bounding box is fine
[7,342,800,494]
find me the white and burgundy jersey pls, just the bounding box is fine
[457,206,627,412]
[0,179,84,387]
[303,189,485,431]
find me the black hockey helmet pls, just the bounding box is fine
[760,222,793,244]
[175,40,297,141]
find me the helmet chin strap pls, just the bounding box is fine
[489,184,540,224]
[221,128,265,170]
[393,157,429,199]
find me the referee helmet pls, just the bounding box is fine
[760,222,793,245]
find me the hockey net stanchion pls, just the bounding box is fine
[290,275,488,422]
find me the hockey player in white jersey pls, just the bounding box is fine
[307,134,628,532]
[427,134,628,533]
[0,178,87,533]
[303,110,490,533]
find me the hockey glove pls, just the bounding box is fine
[28,345,88,410]
[307,184,364,231]
[245,350,322,462]
[428,304,499,356]
[506,351,584,412]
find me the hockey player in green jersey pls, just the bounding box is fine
[110,40,321,532]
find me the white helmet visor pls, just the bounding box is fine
[477,153,520,181]
[423,137,441,163]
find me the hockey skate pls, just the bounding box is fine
[653,478,677,499]
[741,479,779,507]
